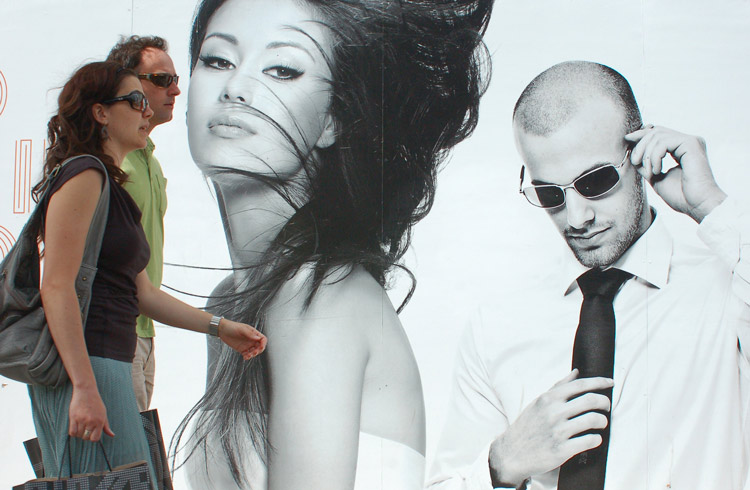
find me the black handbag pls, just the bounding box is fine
[0,155,110,387]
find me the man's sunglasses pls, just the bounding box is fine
[138,73,179,88]
[101,90,149,113]
[519,149,631,209]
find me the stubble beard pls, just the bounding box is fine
[567,178,646,268]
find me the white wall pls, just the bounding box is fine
[1,0,749,487]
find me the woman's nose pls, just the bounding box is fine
[222,72,257,105]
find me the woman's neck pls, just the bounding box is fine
[214,179,298,271]
[102,141,125,168]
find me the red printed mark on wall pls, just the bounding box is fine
[0,225,15,259]
[14,139,33,214]
[0,70,7,116]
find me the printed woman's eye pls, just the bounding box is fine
[263,65,304,80]
[199,55,235,70]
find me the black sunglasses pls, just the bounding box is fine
[519,149,631,209]
[101,90,149,113]
[138,73,179,88]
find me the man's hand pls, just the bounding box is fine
[488,370,613,487]
[625,125,727,223]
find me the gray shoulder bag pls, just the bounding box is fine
[0,155,110,387]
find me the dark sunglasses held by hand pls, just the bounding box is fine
[520,149,632,209]
[138,73,179,88]
[101,90,149,113]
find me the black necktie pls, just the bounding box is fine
[557,267,633,490]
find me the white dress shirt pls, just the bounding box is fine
[427,198,750,490]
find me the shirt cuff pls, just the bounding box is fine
[698,196,743,267]
[698,196,750,300]
[474,441,528,490]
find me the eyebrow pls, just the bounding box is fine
[203,33,315,62]
[204,32,238,44]
[266,41,315,61]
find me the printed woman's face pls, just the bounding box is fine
[187,0,335,185]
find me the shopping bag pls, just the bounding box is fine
[14,437,152,490]
[23,438,45,478]
[23,410,172,489]
[13,460,151,489]
[140,409,174,490]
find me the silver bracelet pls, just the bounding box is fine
[207,315,223,337]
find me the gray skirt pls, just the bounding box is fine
[28,356,157,487]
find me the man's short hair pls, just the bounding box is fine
[107,35,168,70]
[513,61,642,136]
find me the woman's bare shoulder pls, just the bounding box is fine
[261,266,378,388]
[49,167,104,200]
[261,265,403,366]
[269,264,398,328]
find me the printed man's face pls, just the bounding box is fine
[515,96,650,268]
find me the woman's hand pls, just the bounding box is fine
[68,384,115,442]
[218,319,267,360]
[135,272,266,359]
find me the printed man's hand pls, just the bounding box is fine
[625,125,726,223]
[488,370,613,487]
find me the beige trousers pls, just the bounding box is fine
[131,336,155,411]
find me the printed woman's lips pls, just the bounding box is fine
[208,115,256,138]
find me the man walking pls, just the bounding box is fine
[107,35,181,411]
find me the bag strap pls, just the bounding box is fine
[0,156,97,266]
[73,156,110,273]
[2,154,111,278]
[37,155,110,243]
[57,436,113,478]
[72,156,110,327]
[41,155,110,316]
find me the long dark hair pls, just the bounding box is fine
[32,61,133,201]
[175,0,493,485]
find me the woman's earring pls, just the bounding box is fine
[101,124,109,140]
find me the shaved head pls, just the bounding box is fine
[513,61,642,137]
[512,61,651,268]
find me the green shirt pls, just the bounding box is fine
[121,137,167,338]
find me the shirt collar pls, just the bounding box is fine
[145,136,155,155]
[561,209,673,296]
